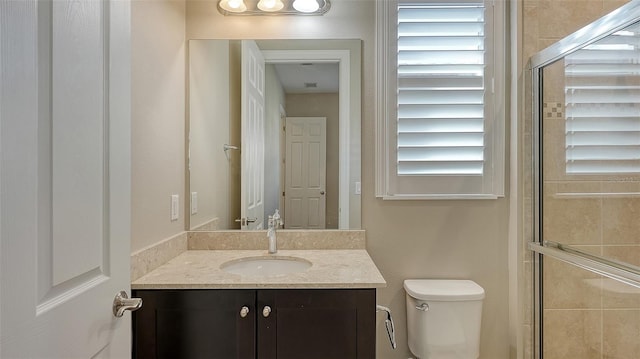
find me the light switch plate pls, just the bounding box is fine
[191,192,198,215]
[355,181,361,195]
[171,194,179,221]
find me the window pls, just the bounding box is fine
[564,26,640,174]
[375,0,505,199]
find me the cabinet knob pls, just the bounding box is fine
[240,306,250,318]
[262,305,272,318]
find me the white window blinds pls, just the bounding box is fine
[397,2,486,176]
[565,27,640,174]
[375,0,504,199]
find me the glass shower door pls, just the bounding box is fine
[531,5,640,358]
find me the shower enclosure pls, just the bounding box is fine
[529,2,640,358]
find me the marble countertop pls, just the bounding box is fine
[131,249,386,290]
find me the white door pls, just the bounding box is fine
[241,40,265,230]
[0,1,133,358]
[279,108,287,222]
[285,117,327,229]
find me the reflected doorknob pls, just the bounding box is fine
[235,217,258,226]
[113,291,142,317]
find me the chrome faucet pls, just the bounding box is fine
[267,209,283,254]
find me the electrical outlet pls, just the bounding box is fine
[191,192,198,215]
[171,194,179,221]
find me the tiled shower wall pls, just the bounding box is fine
[521,0,630,357]
[540,73,640,356]
[542,258,640,358]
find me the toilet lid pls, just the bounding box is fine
[404,279,485,301]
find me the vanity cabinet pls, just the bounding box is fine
[132,289,376,359]
[132,290,256,359]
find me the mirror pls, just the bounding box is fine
[187,39,361,231]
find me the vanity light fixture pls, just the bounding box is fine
[217,0,330,15]
[219,0,248,13]
[257,0,285,12]
[292,0,319,12]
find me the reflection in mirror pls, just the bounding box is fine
[563,26,640,176]
[540,21,640,182]
[187,39,361,231]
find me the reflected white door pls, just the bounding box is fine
[241,40,266,230]
[0,0,132,357]
[285,117,327,229]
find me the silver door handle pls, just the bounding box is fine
[235,217,258,226]
[113,291,142,317]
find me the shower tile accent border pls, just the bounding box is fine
[543,102,564,120]
[188,230,366,250]
[131,232,188,282]
[131,230,366,281]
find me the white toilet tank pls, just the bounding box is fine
[404,279,485,359]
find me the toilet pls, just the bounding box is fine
[404,279,485,359]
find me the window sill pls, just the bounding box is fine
[379,194,503,200]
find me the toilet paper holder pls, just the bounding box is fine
[376,304,397,349]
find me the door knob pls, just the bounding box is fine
[113,291,142,317]
[320,191,325,195]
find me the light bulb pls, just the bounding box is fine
[219,0,247,12]
[293,0,319,13]
[258,0,284,11]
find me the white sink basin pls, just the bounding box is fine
[221,256,312,276]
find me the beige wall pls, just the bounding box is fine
[286,93,339,229]
[229,41,242,229]
[188,40,230,230]
[131,0,186,252]
[186,1,510,358]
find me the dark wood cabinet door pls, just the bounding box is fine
[257,289,376,359]
[133,290,256,359]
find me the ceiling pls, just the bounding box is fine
[273,62,339,94]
